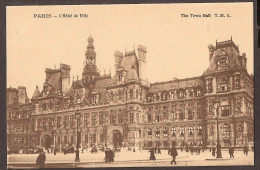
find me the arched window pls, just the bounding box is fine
[147,93,153,103]
[155,113,160,122]
[178,89,185,99]
[188,126,194,135]
[148,128,152,135]
[171,127,176,136]
[223,124,230,135]
[163,112,168,122]
[161,91,168,101]
[180,127,185,136]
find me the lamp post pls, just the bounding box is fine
[214,99,222,158]
[75,109,81,162]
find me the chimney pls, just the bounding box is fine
[114,51,123,70]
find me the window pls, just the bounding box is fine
[84,113,88,127]
[110,92,114,102]
[180,127,185,136]
[136,113,139,123]
[163,112,168,122]
[187,90,193,98]
[179,112,184,120]
[179,90,185,99]
[99,113,103,125]
[147,94,153,103]
[91,114,96,126]
[207,79,213,93]
[119,90,123,100]
[170,112,176,121]
[170,91,175,100]
[148,141,153,147]
[64,136,67,144]
[221,106,229,117]
[71,135,74,144]
[155,113,160,122]
[91,94,98,104]
[100,133,103,143]
[223,124,230,135]
[188,110,193,120]
[196,89,202,97]
[110,115,116,124]
[117,72,123,82]
[118,114,122,124]
[197,125,203,135]
[130,113,134,123]
[148,113,152,122]
[197,109,202,119]
[57,117,61,129]
[155,128,160,138]
[136,90,139,99]
[188,126,194,135]
[163,127,168,137]
[130,89,134,99]
[148,128,152,135]
[85,134,88,143]
[171,127,176,136]
[70,115,75,127]
[162,92,168,101]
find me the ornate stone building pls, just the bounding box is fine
[7,36,254,152]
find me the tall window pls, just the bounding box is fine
[84,113,88,127]
[155,128,160,138]
[99,113,103,125]
[197,125,203,135]
[180,127,185,136]
[162,92,168,101]
[70,115,74,127]
[163,112,168,122]
[179,90,185,99]
[148,113,152,122]
[187,90,193,98]
[171,112,176,121]
[64,135,67,144]
[136,113,139,123]
[197,109,202,119]
[92,95,98,104]
[207,79,213,93]
[155,113,160,122]
[223,124,230,135]
[179,112,184,120]
[91,114,96,126]
[130,113,134,123]
[221,106,229,117]
[163,127,168,137]
[171,127,176,136]
[110,92,114,102]
[119,90,123,100]
[188,126,194,135]
[57,117,61,129]
[148,128,152,135]
[188,110,193,120]
[130,89,134,99]
[136,90,139,99]
[234,76,240,89]
[118,114,122,124]
[196,89,202,97]
[117,72,123,82]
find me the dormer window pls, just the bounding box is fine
[117,72,123,82]
[178,89,185,99]
[196,89,202,97]
[217,55,228,70]
[91,94,98,104]
[234,75,240,90]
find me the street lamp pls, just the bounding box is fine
[213,99,222,158]
[75,109,81,162]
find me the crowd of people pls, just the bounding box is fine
[35,144,253,168]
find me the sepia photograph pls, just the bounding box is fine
[6,2,254,168]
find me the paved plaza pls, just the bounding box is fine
[7,149,254,168]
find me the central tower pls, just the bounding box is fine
[82,35,100,89]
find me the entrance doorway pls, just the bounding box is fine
[42,135,51,149]
[113,130,122,148]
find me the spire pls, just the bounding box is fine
[32,85,40,99]
[87,35,94,49]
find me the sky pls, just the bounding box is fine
[6,3,254,98]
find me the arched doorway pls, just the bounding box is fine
[113,130,122,148]
[42,135,52,149]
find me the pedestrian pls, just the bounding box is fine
[170,146,178,165]
[229,145,234,158]
[154,146,157,154]
[212,146,216,157]
[158,147,161,154]
[243,145,248,156]
[110,148,115,162]
[36,151,46,168]
[105,148,109,163]
[149,148,156,161]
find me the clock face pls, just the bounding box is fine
[77,98,81,104]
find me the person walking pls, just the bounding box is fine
[105,148,109,163]
[158,147,161,154]
[243,145,248,156]
[229,145,234,158]
[154,146,157,154]
[212,146,216,157]
[149,148,156,161]
[170,146,178,165]
[109,148,115,162]
[36,151,46,168]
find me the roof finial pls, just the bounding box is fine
[231,36,232,40]
[77,75,79,81]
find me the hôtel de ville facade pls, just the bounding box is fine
[7,36,254,152]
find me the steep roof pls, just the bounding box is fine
[32,86,41,99]
[149,77,203,93]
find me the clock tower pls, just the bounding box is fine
[82,35,100,89]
